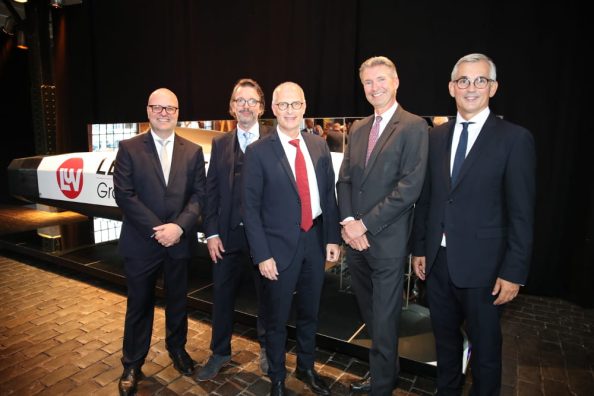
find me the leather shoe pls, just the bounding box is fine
[270,380,287,396]
[196,353,231,381]
[350,376,371,394]
[118,367,143,396]
[295,367,330,395]
[169,349,195,376]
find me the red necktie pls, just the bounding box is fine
[365,115,383,165]
[289,139,313,231]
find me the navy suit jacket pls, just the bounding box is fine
[337,106,428,259]
[114,131,206,259]
[204,125,271,246]
[411,113,536,287]
[242,129,340,270]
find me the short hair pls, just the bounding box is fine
[229,78,265,118]
[451,53,497,81]
[359,56,398,80]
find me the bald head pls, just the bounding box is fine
[271,82,307,138]
[147,88,179,138]
[148,88,179,107]
[272,82,305,104]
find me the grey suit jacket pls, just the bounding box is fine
[337,105,428,259]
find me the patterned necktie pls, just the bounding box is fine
[451,122,473,184]
[365,115,382,165]
[289,139,313,231]
[240,131,251,153]
[158,139,170,185]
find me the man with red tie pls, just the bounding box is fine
[242,82,341,396]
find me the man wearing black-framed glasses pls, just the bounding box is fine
[114,88,206,396]
[198,78,271,381]
[412,53,536,395]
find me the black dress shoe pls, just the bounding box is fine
[169,349,195,376]
[350,376,371,394]
[295,367,330,395]
[270,380,287,396]
[118,367,143,396]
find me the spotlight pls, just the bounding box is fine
[14,0,29,3]
[51,0,64,8]
[16,30,28,50]
[2,16,16,36]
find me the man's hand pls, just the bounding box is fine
[492,277,520,305]
[345,234,370,251]
[340,219,367,242]
[207,237,225,263]
[412,256,426,280]
[326,244,341,262]
[259,258,279,281]
[153,223,183,247]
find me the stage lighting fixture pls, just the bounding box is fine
[51,0,64,8]
[14,0,29,4]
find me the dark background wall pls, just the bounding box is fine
[1,0,591,306]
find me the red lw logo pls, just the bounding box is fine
[56,158,84,199]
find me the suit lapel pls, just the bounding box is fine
[168,133,186,188]
[270,130,299,196]
[225,130,238,191]
[361,107,401,183]
[445,121,455,190]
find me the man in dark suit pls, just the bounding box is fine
[337,56,428,395]
[411,53,536,395]
[113,88,206,396]
[243,82,341,396]
[197,78,270,381]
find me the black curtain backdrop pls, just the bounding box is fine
[2,0,591,306]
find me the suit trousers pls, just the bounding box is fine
[348,249,405,396]
[211,225,266,356]
[121,253,189,369]
[427,247,502,396]
[263,221,325,382]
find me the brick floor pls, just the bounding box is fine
[0,254,593,395]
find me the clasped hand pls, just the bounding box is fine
[152,223,182,248]
[340,219,370,251]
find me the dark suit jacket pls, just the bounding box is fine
[204,125,271,246]
[114,131,206,259]
[243,130,341,270]
[411,113,536,287]
[337,105,428,259]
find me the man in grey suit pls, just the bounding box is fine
[114,88,206,395]
[337,56,428,395]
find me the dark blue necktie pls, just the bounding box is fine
[451,122,473,184]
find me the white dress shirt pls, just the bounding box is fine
[277,128,322,220]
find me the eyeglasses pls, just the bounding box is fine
[275,101,304,111]
[148,105,178,114]
[233,97,260,107]
[453,76,494,89]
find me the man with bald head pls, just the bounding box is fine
[114,88,206,395]
[243,82,341,396]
